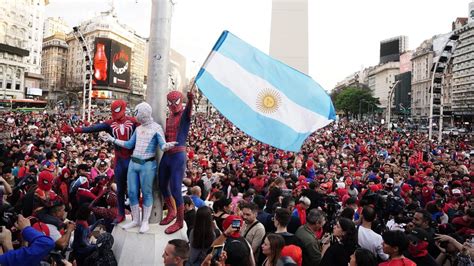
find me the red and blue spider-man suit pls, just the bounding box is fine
[159,90,193,234]
[62,100,138,223]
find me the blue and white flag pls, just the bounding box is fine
[195,31,336,152]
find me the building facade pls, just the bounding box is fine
[410,39,433,122]
[0,0,47,99]
[270,0,308,74]
[368,61,400,110]
[452,22,474,125]
[43,16,69,38]
[65,10,146,105]
[41,32,68,103]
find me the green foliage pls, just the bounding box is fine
[332,87,380,116]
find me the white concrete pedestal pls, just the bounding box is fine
[112,216,188,266]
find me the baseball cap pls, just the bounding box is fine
[408,228,429,243]
[298,196,311,206]
[385,178,394,185]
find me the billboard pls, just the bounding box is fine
[92,90,113,99]
[380,39,400,64]
[93,38,131,89]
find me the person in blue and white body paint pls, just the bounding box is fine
[102,102,177,233]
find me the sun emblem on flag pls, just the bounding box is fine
[256,88,281,114]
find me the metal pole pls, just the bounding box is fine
[146,0,173,224]
[428,61,439,140]
[359,101,362,121]
[438,84,444,142]
[387,80,399,130]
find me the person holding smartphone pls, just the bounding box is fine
[0,215,55,266]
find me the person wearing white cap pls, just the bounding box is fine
[292,196,311,225]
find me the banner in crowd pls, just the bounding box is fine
[195,30,336,152]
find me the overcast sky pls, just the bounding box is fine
[46,0,470,92]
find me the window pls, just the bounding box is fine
[6,83,11,89]
[15,84,20,90]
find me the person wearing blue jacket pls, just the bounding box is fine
[0,215,55,266]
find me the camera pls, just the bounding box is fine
[0,206,18,229]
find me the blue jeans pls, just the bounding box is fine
[127,160,157,207]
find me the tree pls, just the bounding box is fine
[332,87,379,118]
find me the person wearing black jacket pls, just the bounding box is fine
[320,218,357,266]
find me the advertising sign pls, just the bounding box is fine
[92,90,113,99]
[93,38,112,87]
[93,38,131,89]
[27,87,43,96]
[109,40,131,89]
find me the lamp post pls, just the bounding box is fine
[386,80,400,130]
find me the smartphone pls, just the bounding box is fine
[282,189,292,197]
[231,219,241,229]
[211,245,224,261]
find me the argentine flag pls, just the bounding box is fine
[195,31,336,152]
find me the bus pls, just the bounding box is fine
[0,99,47,112]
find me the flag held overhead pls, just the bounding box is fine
[195,30,336,152]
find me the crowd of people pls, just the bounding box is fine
[0,105,473,266]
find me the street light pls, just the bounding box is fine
[386,80,400,129]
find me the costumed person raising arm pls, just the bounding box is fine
[61,100,138,224]
[159,86,195,234]
[102,102,177,233]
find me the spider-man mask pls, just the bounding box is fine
[38,171,54,191]
[111,100,127,121]
[167,91,183,114]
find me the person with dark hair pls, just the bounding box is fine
[0,215,55,266]
[320,218,357,266]
[242,202,266,258]
[183,195,196,237]
[163,239,190,266]
[340,207,355,220]
[380,230,416,266]
[349,248,378,266]
[295,209,325,266]
[213,198,232,231]
[358,206,388,261]
[254,195,270,225]
[410,209,439,257]
[46,202,76,250]
[405,228,438,266]
[273,208,298,245]
[187,206,219,266]
[72,203,103,266]
[261,233,285,266]
[451,208,474,236]
[281,196,301,234]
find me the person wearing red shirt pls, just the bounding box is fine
[379,230,416,266]
[452,209,474,236]
[249,169,266,194]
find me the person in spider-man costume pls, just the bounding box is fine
[159,88,194,234]
[61,100,138,224]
